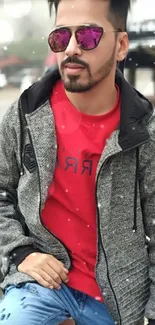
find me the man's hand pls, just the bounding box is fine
[18,252,69,290]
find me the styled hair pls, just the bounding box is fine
[48,0,132,31]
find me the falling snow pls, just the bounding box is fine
[95,296,102,301]
[31,252,37,257]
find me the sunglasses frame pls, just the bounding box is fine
[48,24,122,53]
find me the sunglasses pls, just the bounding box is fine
[48,24,122,53]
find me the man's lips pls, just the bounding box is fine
[65,63,84,69]
[64,64,85,75]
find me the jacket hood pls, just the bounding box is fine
[20,65,154,151]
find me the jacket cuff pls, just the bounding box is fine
[149,320,155,325]
[10,245,41,268]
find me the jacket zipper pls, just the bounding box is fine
[95,157,122,325]
[19,100,71,269]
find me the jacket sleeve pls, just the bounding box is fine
[139,112,155,321]
[0,100,38,278]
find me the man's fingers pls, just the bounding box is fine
[47,260,69,283]
[52,257,69,274]
[29,270,61,290]
[40,265,62,285]
[29,270,54,289]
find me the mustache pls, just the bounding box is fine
[61,56,90,70]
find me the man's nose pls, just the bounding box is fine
[65,34,82,57]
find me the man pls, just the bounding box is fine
[0,0,155,324]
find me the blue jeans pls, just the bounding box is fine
[0,282,115,325]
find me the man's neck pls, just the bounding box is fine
[65,78,118,116]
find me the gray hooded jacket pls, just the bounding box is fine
[0,67,155,325]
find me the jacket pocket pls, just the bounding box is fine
[23,144,37,173]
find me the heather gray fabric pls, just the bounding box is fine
[0,95,155,325]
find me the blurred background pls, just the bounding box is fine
[0,0,154,121]
[0,3,154,324]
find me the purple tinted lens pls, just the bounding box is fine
[48,28,71,52]
[76,27,103,50]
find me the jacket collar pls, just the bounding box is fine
[21,65,153,151]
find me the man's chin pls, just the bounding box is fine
[63,81,93,93]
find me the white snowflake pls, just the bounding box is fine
[1,192,6,197]
[95,296,102,301]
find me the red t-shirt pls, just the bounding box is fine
[41,80,120,301]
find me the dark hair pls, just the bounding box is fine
[48,0,132,31]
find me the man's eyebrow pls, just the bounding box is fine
[55,23,99,28]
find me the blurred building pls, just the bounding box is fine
[125,19,155,104]
[125,0,155,103]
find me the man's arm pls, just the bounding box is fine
[0,101,37,278]
[139,113,155,325]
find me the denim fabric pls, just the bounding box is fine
[0,282,115,325]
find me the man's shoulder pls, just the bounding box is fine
[139,108,155,165]
[147,108,155,141]
[0,99,19,131]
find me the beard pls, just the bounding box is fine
[60,44,117,93]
